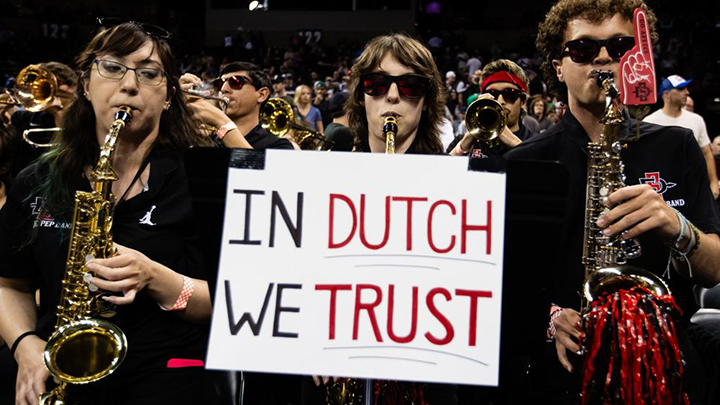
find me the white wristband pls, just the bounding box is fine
[216,121,237,140]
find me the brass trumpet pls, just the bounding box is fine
[0,65,58,112]
[183,87,229,111]
[465,97,506,147]
[260,97,333,150]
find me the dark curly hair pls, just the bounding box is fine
[536,0,658,100]
[345,33,445,155]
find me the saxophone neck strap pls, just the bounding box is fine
[116,152,153,205]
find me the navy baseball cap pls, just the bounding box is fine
[659,75,692,95]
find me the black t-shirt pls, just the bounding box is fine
[506,110,720,318]
[0,146,208,401]
[446,121,537,173]
[245,124,294,150]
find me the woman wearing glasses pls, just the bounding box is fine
[0,22,215,405]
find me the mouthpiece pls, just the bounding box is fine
[114,106,133,125]
[383,116,397,154]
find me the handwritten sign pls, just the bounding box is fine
[619,7,657,106]
[206,150,506,386]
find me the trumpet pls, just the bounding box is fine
[183,88,229,111]
[0,65,58,112]
[260,97,333,150]
[465,97,506,147]
[23,127,63,148]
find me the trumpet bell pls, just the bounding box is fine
[16,65,58,112]
[44,319,127,385]
[260,98,294,137]
[466,97,506,145]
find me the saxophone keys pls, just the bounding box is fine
[82,273,93,283]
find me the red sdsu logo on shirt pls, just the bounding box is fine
[639,172,676,195]
[30,196,71,229]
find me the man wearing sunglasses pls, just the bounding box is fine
[447,59,529,172]
[505,0,720,403]
[181,62,293,150]
[645,76,718,199]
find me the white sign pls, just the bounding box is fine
[207,150,506,386]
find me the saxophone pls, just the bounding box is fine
[383,115,397,154]
[325,116,426,405]
[578,72,687,404]
[325,117,399,405]
[39,107,132,405]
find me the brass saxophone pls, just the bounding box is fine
[578,72,686,404]
[39,107,132,405]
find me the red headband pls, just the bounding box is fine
[480,71,528,93]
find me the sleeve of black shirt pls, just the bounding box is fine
[0,166,39,280]
[679,129,720,236]
[270,137,295,150]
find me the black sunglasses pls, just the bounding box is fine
[96,17,172,40]
[562,36,635,64]
[212,75,255,92]
[361,73,430,99]
[485,88,525,104]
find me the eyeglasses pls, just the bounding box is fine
[96,17,172,40]
[212,75,255,92]
[562,36,635,64]
[485,88,525,104]
[93,60,167,86]
[361,73,430,99]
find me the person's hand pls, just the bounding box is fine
[86,244,155,305]
[14,335,48,405]
[712,182,720,200]
[595,184,680,240]
[186,98,231,131]
[179,73,203,93]
[497,125,521,148]
[553,308,582,373]
[311,375,338,386]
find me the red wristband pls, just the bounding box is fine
[160,276,195,312]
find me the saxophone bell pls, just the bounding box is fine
[39,106,132,405]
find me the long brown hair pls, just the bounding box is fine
[345,33,445,154]
[36,23,209,215]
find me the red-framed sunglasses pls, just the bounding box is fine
[361,73,430,99]
[212,75,254,92]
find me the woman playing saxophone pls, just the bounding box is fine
[0,21,214,405]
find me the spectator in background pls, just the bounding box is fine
[324,92,354,151]
[645,75,718,199]
[526,96,554,133]
[313,81,332,129]
[445,71,459,119]
[271,74,294,106]
[466,50,482,77]
[294,84,323,133]
[684,95,694,112]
